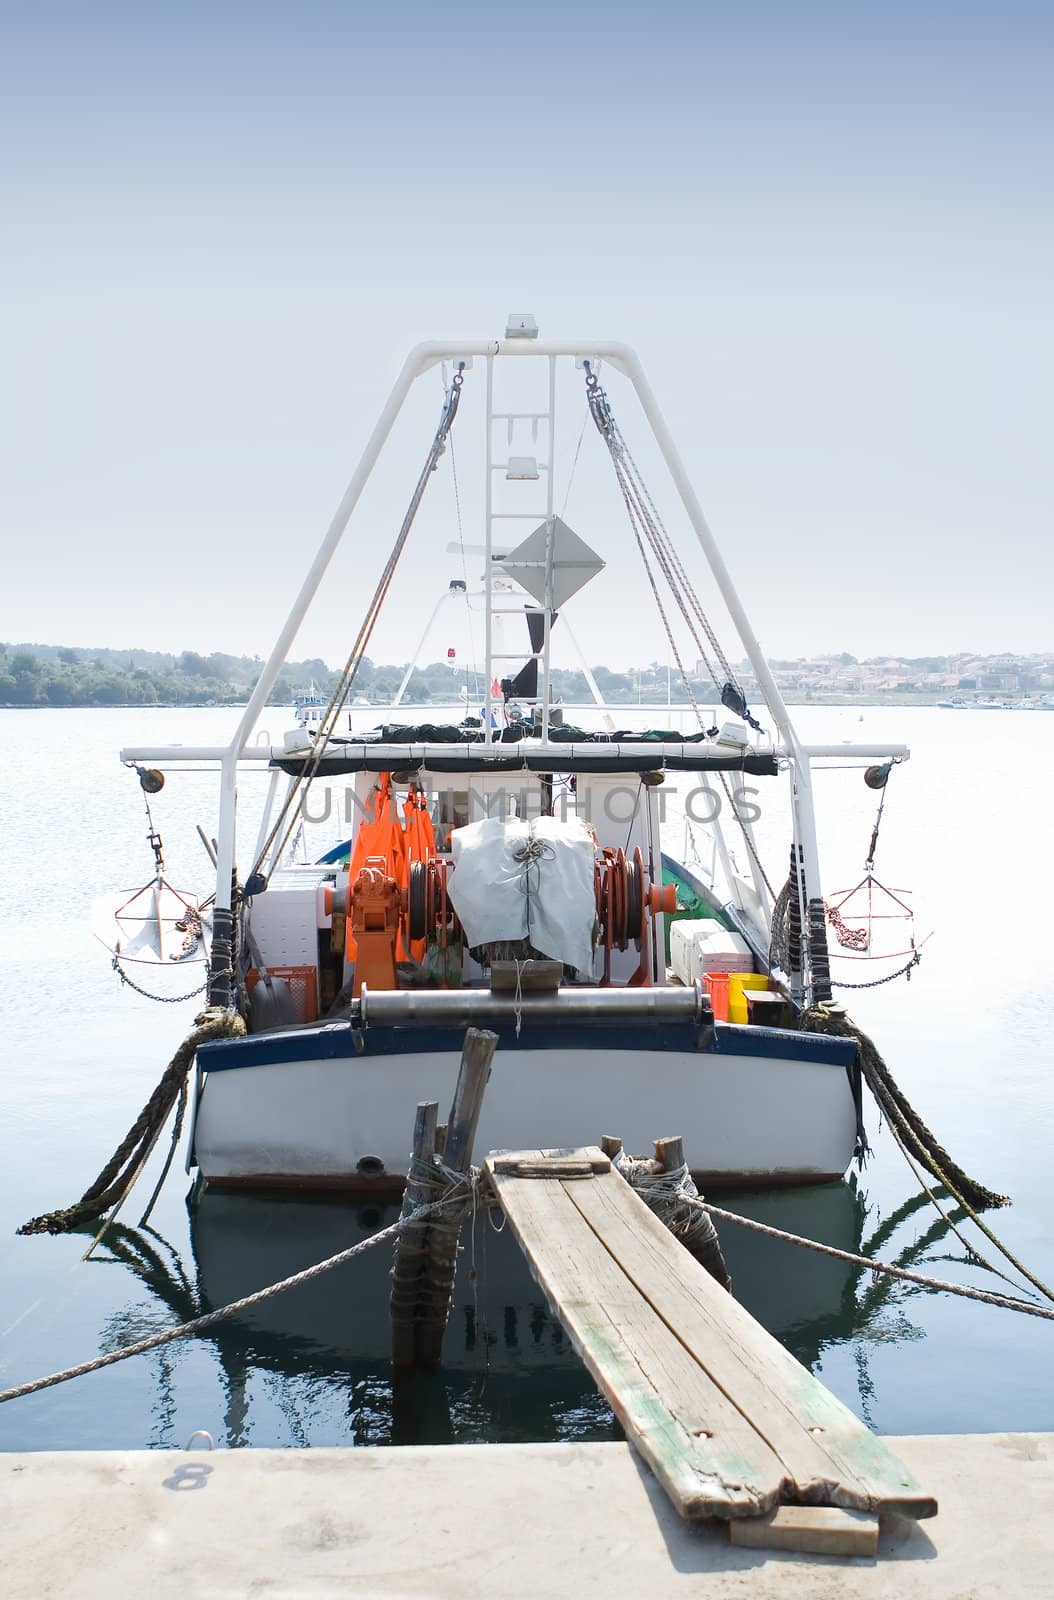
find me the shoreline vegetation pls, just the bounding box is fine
[0,642,1048,711]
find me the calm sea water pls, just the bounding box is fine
[1,703,1052,1452]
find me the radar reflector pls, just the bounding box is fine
[497,517,605,610]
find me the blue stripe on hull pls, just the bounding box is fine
[197,1017,856,1074]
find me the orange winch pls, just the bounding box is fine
[347,859,405,995]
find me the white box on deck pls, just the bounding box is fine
[699,929,754,974]
[248,871,331,970]
[669,918,727,986]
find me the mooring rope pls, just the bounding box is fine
[7,1168,1050,1411]
[611,1152,731,1290]
[390,1156,477,1370]
[16,1008,246,1237]
[799,1004,1054,1309]
[0,1194,464,1405]
[694,1199,1054,1323]
[800,1004,1007,1211]
[887,1117,1029,1296]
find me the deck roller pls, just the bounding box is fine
[356,982,709,1027]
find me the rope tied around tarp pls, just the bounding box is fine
[16,1007,246,1236]
[513,829,556,948]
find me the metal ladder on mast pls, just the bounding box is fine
[483,351,558,743]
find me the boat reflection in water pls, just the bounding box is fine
[91,1176,972,1449]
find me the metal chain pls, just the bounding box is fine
[827,900,870,953]
[112,954,207,1004]
[832,951,922,989]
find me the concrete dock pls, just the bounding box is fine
[3,1433,1052,1597]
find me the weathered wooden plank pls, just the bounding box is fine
[487,1152,789,1519]
[564,1170,936,1520]
[729,1505,880,1557]
[489,959,563,993]
[490,1152,611,1178]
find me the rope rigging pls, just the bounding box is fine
[583,362,761,729]
[799,1004,1010,1216]
[247,364,468,892]
[2,1192,467,1405]
[582,361,776,902]
[447,429,481,702]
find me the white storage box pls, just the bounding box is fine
[699,929,754,974]
[669,918,727,987]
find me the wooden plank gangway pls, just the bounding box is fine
[486,1146,937,1537]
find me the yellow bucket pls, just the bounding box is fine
[726,973,772,1024]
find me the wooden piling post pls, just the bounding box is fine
[603,1131,732,1291]
[653,1134,686,1174]
[390,1100,438,1369]
[415,1027,498,1372]
[389,1030,498,1376]
[443,1028,498,1171]
[653,1134,731,1290]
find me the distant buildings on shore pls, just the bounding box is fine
[707,652,1054,701]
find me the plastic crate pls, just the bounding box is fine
[246,965,319,1023]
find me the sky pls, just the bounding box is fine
[1,0,1052,673]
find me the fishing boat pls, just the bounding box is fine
[293,685,328,728]
[116,319,913,1195]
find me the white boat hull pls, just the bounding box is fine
[192,1027,859,1191]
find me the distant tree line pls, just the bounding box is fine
[0,643,704,709]
[0,644,337,708]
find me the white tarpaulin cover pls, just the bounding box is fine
[448,815,597,976]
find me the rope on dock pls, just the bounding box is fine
[0,1194,463,1405]
[695,1199,1054,1322]
[16,1008,246,1237]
